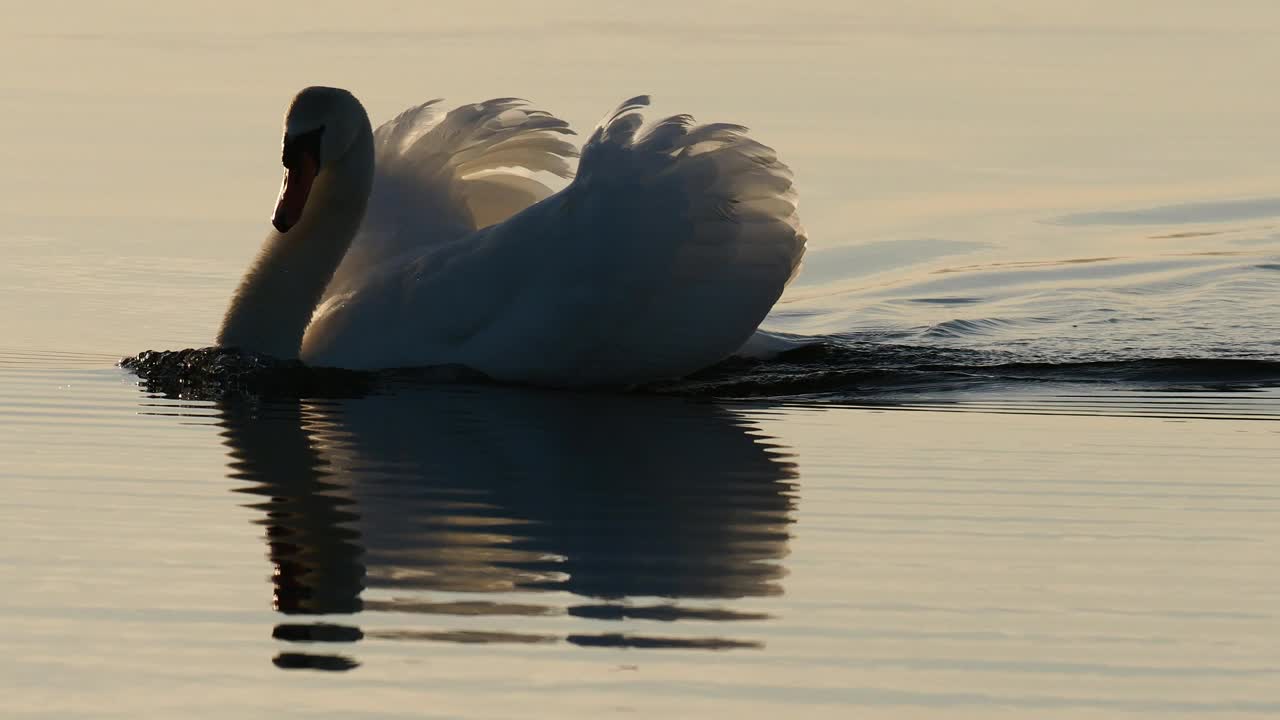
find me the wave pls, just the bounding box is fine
[121,339,1280,402]
[655,340,1280,399]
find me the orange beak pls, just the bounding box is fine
[272,152,318,233]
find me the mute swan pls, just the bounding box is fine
[217,86,805,385]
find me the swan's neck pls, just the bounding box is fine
[217,129,374,360]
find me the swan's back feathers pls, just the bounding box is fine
[326,98,578,297]
[472,97,807,383]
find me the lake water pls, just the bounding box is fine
[3,3,1280,718]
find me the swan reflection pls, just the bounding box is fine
[218,385,797,670]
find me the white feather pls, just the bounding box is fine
[325,98,576,297]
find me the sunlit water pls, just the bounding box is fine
[4,3,1280,718]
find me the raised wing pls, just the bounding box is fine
[459,96,808,383]
[325,98,577,297]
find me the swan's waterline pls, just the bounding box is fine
[121,339,1280,403]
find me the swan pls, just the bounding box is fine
[217,86,806,386]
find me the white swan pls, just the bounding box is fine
[218,87,805,385]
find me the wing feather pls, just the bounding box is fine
[325,98,577,297]
[462,97,806,383]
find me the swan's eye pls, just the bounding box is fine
[282,127,325,170]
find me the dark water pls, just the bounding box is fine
[664,341,1280,399]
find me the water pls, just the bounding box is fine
[4,3,1280,718]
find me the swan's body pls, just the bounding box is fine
[219,87,805,386]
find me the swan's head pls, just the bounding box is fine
[272,86,369,233]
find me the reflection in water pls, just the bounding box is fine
[217,386,797,670]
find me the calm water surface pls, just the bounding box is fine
[4,3,1280,718]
